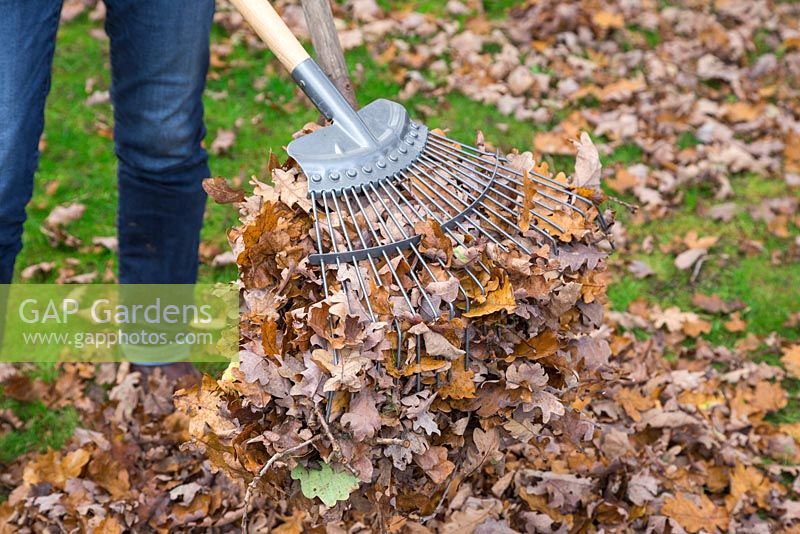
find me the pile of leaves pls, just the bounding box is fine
[177,130,612,531]
[183,133,800,532]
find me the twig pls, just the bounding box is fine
[374,437,411,447]
[690,255,706,284]
[606,195,639,213]
[241,435,321,533]
[312,404,359,477]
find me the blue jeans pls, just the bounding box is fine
[0,0,215,284]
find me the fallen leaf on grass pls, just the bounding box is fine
[45,202,85,227]
[41,203,86,248]
[674,248,706,270]
[627,260,654,279]
[20,261,56,281]
[92,236,118,252]
[724,312,747,333]
[781,345,800,379]
[210,129,236,156]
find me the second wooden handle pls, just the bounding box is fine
[229,0,310,72]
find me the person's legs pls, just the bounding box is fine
[0,1,63,283]
[104,0,215,285]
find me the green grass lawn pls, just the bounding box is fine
[2,4,798,467]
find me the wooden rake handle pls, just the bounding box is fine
[228,0,311,72]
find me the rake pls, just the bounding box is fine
[230,0,606,401]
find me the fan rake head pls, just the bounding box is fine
[289,103,606,406]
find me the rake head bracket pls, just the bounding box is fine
[287,98,428,195]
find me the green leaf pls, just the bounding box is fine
[290,463,359,507]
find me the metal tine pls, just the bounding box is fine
[423,144,576,222]
[428,134,611,232]
[380,182,491,278]
[428,133,587,202]
[416,154,561,251]
[346,189,435,393]
[340,188,427,392]
[348,189,439,320]
[327,189,382,283]
[379,178,478,371]
[399,169,511,254]
[383,180,492,281]
[369,182,482,323]
[361,186,456,391]
[421,156,565,247]
[311,193,344,422]
[426,137,589,220]
[394,318,403,369]
[323,191,377,319]
[325,192,369,319]
[362,184,457,321]
[376,180,481,384]
[426,136,609,233]
[406,160,531,252]
[416,338,422,392]
[405,164,535,256]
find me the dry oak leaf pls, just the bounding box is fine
[210,128,236,155]
[781,345,800,379]
[415,446,455,484]
[615,388,653,422]
[341,389,382,441]
[749,380,788,415]
[202,177,245,204]
[514,330,559,360]
[571,132,602,191]
[464,276,516,317]
[726,463,772,511]
[272,168,311,212]
[22,449,91,488]
[519,168,537,232]
[661,492,729,533]
[272,509,307,534]
[438,356,476,400]
[423,330,465,360]
[592,10,624,29]
[724,312,747,332]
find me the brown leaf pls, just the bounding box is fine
[571,132,602,191]
[341,389,382,441]
[415,446,455,484]
[203,177,245,204]
[210,129,236,155]
[782,345,800,379]
[464,276,516,317]
[23,449,91,488]
[661,493,729,533]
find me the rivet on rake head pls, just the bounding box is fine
[398,146,408,154]
[388,152,399,162]
[362,165,373,173]
[329,171,340,181]
[409,130,419,138]
[406,137,415,146]
[376,159,387,169]
[311,174,322,182]
[346,169,358,178]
